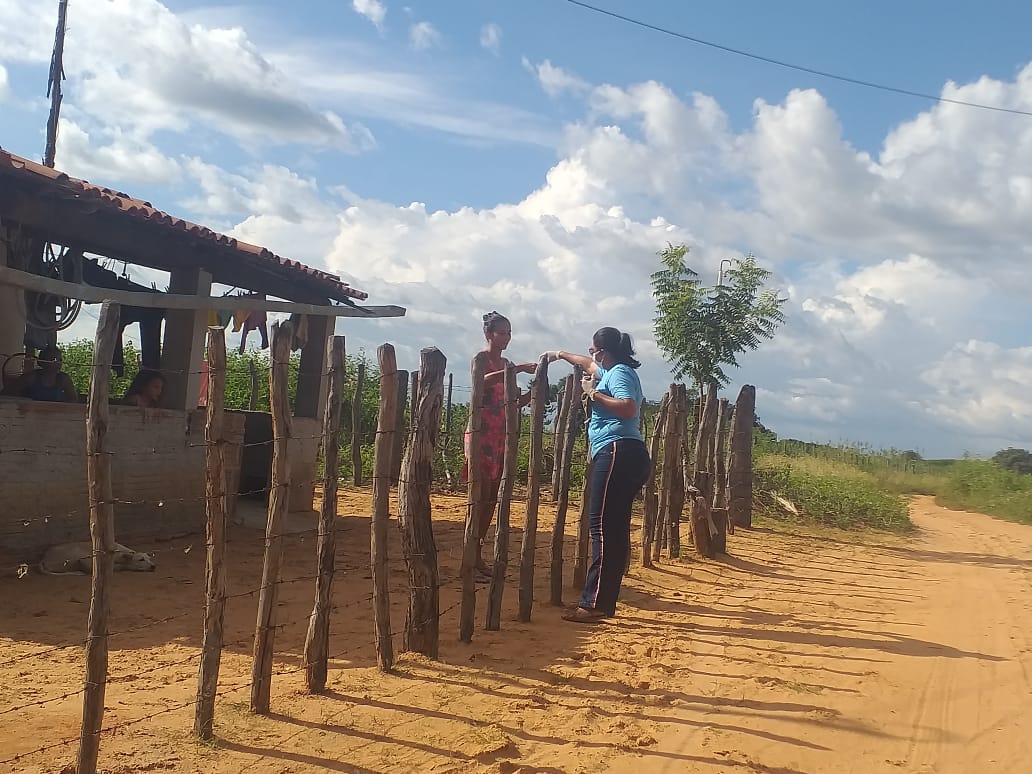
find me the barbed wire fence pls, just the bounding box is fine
[0,303,757,772]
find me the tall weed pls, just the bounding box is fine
[754,454,912,532]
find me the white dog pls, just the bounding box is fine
[38,542,157,575]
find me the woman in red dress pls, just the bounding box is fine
[464,312,535,580]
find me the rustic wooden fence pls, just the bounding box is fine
[0,309,756,773]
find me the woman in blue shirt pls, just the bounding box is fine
[544,326,651,623]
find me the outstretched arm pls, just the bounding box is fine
[483,359,537,384]
[541,350,598,377]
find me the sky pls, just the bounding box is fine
[2,0,1032,457]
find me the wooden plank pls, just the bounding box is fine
[195,326,228,739]
[0,264,406,318]
[518,356,549,622]
[250,321,294,714]
[399,347,446,656]
[459,355,487,643]
[371,344,398,671]
[351,362,366,487]
[75,301,120,774]
[303,336,346,693]
[550,366,583,606]
[486,364,518,631]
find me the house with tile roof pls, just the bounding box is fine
[0,146,405,561]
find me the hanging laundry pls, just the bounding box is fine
[288,313,309,351]
[238,311,269,354]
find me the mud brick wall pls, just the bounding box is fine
[0,399,244,562]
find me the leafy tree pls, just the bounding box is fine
[991,447,1032,475]
[651,243,785,393]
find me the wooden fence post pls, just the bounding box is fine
[351,362,365,487]
[728,385,756,529]
[441,372,454,489]
[710,397,731,553]
[551,376,572,500]
[410,370,419,420]
[399,347,446,657]
[247,357,259,411]
[550,366,583,606]
[518,356,549,622]
[668,385,688,558]
[486,364,519,630]
[641,394,669,567]
[715,397,730,501]
[195,326,228,739]
[691,383,720,558]
[693,384,718,500]
[303,336,345,693]
[656,385,686,559]
[372,344,398,671]
[76,301,120,774]
[653,385,677,560]
[390,369,409,486]
[459,355,486,643]
[572,456,593,589]
[250,321,293,714]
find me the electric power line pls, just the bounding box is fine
[563,0,1032,118]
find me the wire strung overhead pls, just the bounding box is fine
[563,0,1032,118]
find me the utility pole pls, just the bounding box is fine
[44,0,69,168]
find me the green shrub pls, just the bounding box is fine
[754,454,912,532]
[935,460,1032,525]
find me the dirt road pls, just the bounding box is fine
[2,494,1030,773]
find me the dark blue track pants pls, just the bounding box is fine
[579,438,651,615]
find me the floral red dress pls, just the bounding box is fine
[462,354,509,483]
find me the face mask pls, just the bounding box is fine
[592,350,604,365]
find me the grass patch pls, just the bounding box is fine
[754,454,912,533]
[934,460,1032,525]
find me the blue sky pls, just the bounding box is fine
[2,0,1032,457]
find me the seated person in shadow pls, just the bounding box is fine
[1,345,78,402]
[123,369,165,408]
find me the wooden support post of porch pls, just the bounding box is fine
[162,267,212,411]
[294,316,332,419]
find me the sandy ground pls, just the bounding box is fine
[1,493,1030,774]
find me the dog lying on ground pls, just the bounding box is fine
[38,542,157,575]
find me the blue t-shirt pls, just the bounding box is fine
[587,363,644,458]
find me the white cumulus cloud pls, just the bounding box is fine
[0,0,375,153]
[523,58,590,98]
[352,0,386,29]
[7,2,1030,456]
[409,21,441,51]
[480,23,501,55]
